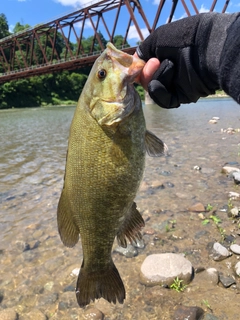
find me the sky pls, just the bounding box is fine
[1,0,240,45]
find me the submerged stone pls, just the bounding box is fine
[219,274,236,288]
[140,253,193,287]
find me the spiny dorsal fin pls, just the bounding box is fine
[116,202,145,248]
[145,129,168,157]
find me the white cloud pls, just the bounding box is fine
[169,13,187,23]
[127,25,149,41]
[74,19,95,29]
[199,4,209,13]
[54,0,94,8]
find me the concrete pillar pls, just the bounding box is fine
[144,90,154,105]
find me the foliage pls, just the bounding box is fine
[170,277,187,292]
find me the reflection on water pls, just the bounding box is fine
[1,98,240,318]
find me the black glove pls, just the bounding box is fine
[137,13,239,108]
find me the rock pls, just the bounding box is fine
[219,274,236,288]
[140,253,193,287]
[209,119,217,124]
[173,305,204,320]
[193,166,201,171]
[15,240,30,252]
[188,202,205,212]
[222,166,240,174]
[204,314,219,320]
[58,291,78,310]
[83,307,104,319]
[233,172,240,184]
[25,309,47,320]
[228,191,240,199]
[229,207,240,217]
[212,117,220,120]
[37,292,58,306]
[71,268,80,277]
[230,244,240,255]
[211,242,231,261]
[113,244,138,258]
[0,309,18,320]
[195,268,219,285]
[44,281,54,291]
[132,238,145,249]
[235,261,240,276]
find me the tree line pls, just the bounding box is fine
[0,13,143,109]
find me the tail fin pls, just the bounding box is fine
[76,260,125,308]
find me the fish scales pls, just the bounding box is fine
[57,43,167,308]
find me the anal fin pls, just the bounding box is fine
[145,129,168,157]
[116,202,145,248]
[57,190,79,248]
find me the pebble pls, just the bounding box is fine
[235,261,240,276]
[228,191,240,199]
[140,253,193,287]
[211,242,231,261]
[71,268,80,277]
[25,309,47,320]
[58,291,78,310]
[222,166,240,174]
[173,305,204,320]
[230,244,240,255]
[200,268,219,285]
[83,307,104,320]
[0,309,18,320]
[113,244,138,258]
[204,314,219,320]
[229,207,240,217]
[232,172,240,184]
[219,274,236,288]
[188,202,205,212]
[15,240,30,252]
[132,238,145,249]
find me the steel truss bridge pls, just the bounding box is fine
[0,0,230,83]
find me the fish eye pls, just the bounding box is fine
[98,69,107,79]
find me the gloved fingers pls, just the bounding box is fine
[148,79,180,109]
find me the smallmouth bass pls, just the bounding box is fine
[57,43,167,307]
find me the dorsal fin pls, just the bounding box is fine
[145,130,168,157]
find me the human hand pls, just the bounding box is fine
[135,13,232,108]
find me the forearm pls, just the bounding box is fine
[219,15,240,103]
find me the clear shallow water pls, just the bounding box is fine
[1,98,240,319]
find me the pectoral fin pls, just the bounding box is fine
[117,202,145,248]
[57,190,79,248]
[145,130,168,157]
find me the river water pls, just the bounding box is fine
[1,98,240,319]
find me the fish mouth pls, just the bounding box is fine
[106,43,145,84]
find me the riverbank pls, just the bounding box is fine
[1,99,240,319]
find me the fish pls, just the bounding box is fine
[57,42,167,308]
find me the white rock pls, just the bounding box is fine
[228,191,240,199]
[230,207,240,217]
[71,268,80,277]
[235,261,240,276]
[212,242,231,261]
[140,253,193,287]
[230,244,240,255]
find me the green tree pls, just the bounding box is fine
[0,13,10,39]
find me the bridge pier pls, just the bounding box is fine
[144,90,154,105]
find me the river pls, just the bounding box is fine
[1,98,240,319]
